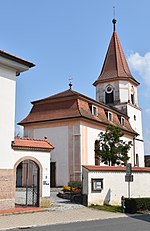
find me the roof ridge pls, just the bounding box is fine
[114,32,132,78]
[14,136,52,144]
[31,89,79,104]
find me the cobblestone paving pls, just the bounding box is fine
[49,188,84,211]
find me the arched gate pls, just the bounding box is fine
[16,160,39,206]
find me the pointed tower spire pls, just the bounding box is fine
[93,19,139,87]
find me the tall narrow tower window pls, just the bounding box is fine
[105,85,114,104]
[131,94,134,105]
[131,86,135,105]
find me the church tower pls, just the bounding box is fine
[93,19,144,167]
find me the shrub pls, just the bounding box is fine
[125,198,150,213]
[68,181,82,190]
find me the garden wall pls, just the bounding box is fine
[82,165,150,206]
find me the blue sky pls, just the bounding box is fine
[1,0,150,154]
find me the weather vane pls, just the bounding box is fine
[112,6,117,31]
[68,77,73,90]
[113,6,116,19]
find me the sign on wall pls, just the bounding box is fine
[91,178,103,192]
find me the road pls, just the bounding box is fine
[12,214,150,231]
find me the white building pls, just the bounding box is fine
[0,50,54,210]
[19,19,144,187]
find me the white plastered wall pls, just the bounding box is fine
[25,126,69,186]
[0,66,16,168]
[119,80,129,103]
[81,122,134,166]
[127,104,144,167]
[82,168,150,206]
[80,123,105,166]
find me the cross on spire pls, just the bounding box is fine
[68,77,73,90]
[112,6,117,31]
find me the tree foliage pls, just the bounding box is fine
[95,125,132,166]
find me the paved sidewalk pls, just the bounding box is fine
[0,189,128,230]
[0,207,128,230]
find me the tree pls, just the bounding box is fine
[95,125,132,166]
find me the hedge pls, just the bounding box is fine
[125,198,150,213]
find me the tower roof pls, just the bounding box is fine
[93,20,139,86]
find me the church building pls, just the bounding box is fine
[19,19,144,187]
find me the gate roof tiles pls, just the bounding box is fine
[12,137,54,152]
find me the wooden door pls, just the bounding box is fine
[50,162,56,187]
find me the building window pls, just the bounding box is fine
[121,117,125,126]
[92,106,97,116]
[89,104,98,116]
[95,140,100,165]
[131,86,135,105]
[105,85,114,104]
[134,115,136,121]
[108,112,112,121]
[131,94,134,105]
[135,154,139,166]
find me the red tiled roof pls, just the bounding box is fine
[0,50,35,68]
[83,165,150,172]
[93,31,139,86]
[19,96,81,124]
[18,89,136,135]
[31,89,78,104]
[12,137,54,152]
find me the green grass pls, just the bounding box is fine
[90,204,122,213]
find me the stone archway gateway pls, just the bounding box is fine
[15,160,39,207]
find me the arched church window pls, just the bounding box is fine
[134,115,136,121]
[131,86,135,105]
[95,140,100,165]
[135,153,139,166]
[105,85,114,104]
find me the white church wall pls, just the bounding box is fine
[80,123,105,166]
[81,122,134,166]
[121,135,134,165]
[134,140,144,167]
[127,104,144,167]
[27,126,69,186]
[127,105,143,139]
[119,80,129,103]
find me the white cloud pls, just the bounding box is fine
[128,52,150,86]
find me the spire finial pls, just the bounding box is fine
[112,6,117,31]
[68,77,73,90]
